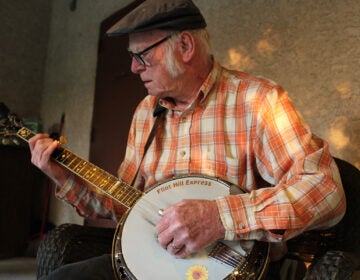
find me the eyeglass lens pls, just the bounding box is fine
[129,33,173,66]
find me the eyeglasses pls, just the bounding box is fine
[128,33,173,66]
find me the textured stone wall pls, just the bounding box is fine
[196,0,360,168]
[0,0,50,117]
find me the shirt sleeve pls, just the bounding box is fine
[53,97,155,221]
[55,174,126,222]
[216,85,346,242]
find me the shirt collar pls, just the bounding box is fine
[158,60,221,112]
[198,60,221,105]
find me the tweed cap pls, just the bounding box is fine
[107,0,206,36]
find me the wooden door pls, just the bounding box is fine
[90,0,146,176]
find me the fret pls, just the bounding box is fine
[109,176,120,185]
[125,189,139,206]
[83,166,97,181]
[99,178,112,189]
[68,156,83,170]
[16,126,143,210]
[117,186,132,204]
[76,161,90,177]
[104,182,116,194]
[121,185,141,206]
[92,169,104,183]
[128,191,140,206]
[131,192,143,206]
[104,178,114,190]
[108,181,121,194]
[81,164,91,177]
[113,190,130,205]
[58,150,73,165]
[74,160,87,174]
[66,154,80,169]
[131,193,142,206]
[91,171,105,185]
[111,188,130,205]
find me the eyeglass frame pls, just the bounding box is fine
[128,33,174,66]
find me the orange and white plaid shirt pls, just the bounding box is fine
[57,61,345,246]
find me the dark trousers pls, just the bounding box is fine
[39,254,115,280]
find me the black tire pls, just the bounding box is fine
[36,223,115,278]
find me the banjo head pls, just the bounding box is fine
[112,175,267,280]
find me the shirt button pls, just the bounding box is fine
[239,223,245,229]
[180,151,186,157]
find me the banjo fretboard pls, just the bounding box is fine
[17,127,142,209]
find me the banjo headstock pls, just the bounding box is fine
[0,102,24,146]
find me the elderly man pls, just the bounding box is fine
[31,0,345,279]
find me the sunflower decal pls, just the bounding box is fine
[186,265,208,280]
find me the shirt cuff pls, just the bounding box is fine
[55,174,75,199]
[216,197,235,240]
[216,195,255,240]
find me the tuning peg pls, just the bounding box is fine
[58,136,68,145]
[1,137,10,145]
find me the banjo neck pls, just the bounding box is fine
[16,127,142,210]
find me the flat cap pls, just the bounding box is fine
[107,0,206,36]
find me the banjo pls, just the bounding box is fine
[5,114,269,279]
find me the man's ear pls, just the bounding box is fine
[178,31,195,63]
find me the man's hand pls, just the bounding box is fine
[29,133,71,186]
[156,199,225,258]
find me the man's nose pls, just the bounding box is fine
[130,57,146,74]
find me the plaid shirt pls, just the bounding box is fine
[57,61,345,246]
